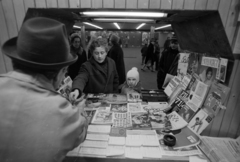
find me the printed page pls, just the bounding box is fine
[125,146,143,159]
[80,140,108,148]
[126,134,143,146]
[108,136,126,146]
[79,147,106,156]
[86,134,109,141]
[87,125,111,134]
[142,134,160,147]
[142,146,162,159]
[106,145,125,157]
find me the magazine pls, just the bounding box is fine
[57,76,72,99]
[87,93,107,99]
[142,102,168,112]
[187,53,200,75]
[102,93,127,103]
[162,73,174,89]
[176,104,196,123]
[112,112,132,128]
[177,53,190,79]
[216,58,228,82]
[85,109,96,124]
[127,103,143,112]
[84,99,110,110]
[91,110,113,125]
[110,103,128,112]
[131,112,152,130]
[167,111,188,130]
[87,125,111,134]
[127,92,142,102]
[164,76,181,97]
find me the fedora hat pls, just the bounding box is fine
[1,17,77,70]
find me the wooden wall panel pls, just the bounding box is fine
[80,0,91,8]
[115,0,125,8]
[35,0,47,8]
[206,0,220,10]
[195,0,207,10]
[172,0,184,10]
[23,0,35,12]
[218,0,232,27]
[138,0,149,9]
[160,0,172,9]
[103,0,114,8]
[126,0,136,9]
[69,0,80,8]
[92,0,103,8]
[233,27,240,54]
[13,0,26,30]
[183,0,195,10]
[149,0,160,9]
[46,0,58,8]
[58,0,69,8]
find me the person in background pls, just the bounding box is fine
[157,36,179,89]
[69,38,119,101]
[163,36,171,51]
[0,17,88,162]
[154,40,161,71]
[141,38,155,72]
[108,34,126,85]
[125,35,129,48]
[141,43,148,65]
[68,33,87,80]
[120,67,141,95]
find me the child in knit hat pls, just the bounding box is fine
[120,67,142,94]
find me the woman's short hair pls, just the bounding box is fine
[89,38,109,53]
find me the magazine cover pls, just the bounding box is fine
[57,76,72,99]
[102,94,127,103]
[142,102,168,112]
[216,58,228,82]
[164,76,181,97]
[127,93,142,102]
[91,110,113,125]
[176,104,196,123]
[177,53,190,79]
[127,103,143,112]
[84,99,110,110]
[112,112,132,128]
[187,53,200,75]
[148,111,172,129]
[167,111,188,130]
[110,103,128,112]
[131,112,151,130]
[85,110,96,124]
[162,74,174,89]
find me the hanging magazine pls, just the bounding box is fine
[216,58,228,82]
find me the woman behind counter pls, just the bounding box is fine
[69,38,119,101]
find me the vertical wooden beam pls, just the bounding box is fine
[92,0,103,8]
[233,26,240,54]
[58,0,69,8]
[115,0,125,8]
[69,0,80,8]
[195,0,208,10]
[126,0,137,9]
[160,0,172,9]
[103,0,114,8]
[172,0,184,10]
[138,0,149,9]
[35,0,47,8]
[12,0,26,30]
[184,0,196,10]
[23,0,35,12]
[206,0,220,10]
[80,0,91,8]
[218,0,232,28]
[149,0,160,9]
[46,0,58,8]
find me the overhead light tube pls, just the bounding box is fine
[83,22,103,29]
[155,24,171,30]
[94,18,154,22]
[136,23,146,30]
[73,25,81,29]
[81,11,166,17]
[113,23,120,30]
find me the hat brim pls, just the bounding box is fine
[2,37,78,70]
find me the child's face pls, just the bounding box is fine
[206,71,212,80]
[127,77,137,87]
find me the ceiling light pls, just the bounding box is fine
[83,22,103,29]
[81,11,166,17]
[73,25,81,29]
[93,18,154,22]
[113,23,120,30]
[136,23,146,30]
[155,24,171,30]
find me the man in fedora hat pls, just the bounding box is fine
[0,17,88,162]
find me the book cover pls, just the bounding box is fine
[91,110,113,125]
[127,103,143,112]
[110,103,128,112]
[131,112,152,130]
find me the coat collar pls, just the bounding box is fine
[0,70,56,92]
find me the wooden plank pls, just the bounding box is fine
[23,0,35,12]
[233,26,240,54]
[184,0,196,10]
[58,0,69,8]
[160,0,172,9]
[126,0,137,9]
[195,0,208,10]
[35,0,47,8]
[149,0,160,9]
[218,0,232,28]
[206,0,220,10]
[115,0,125,8]
[224,0,239,46]
[80,0,91,8]
[103,0,114,8]
[69,0,80,8]
[138,0,149,9]
[46,0,58,8]
[12,0,26,30]
[172,0,184,9]
[92,0,102,8]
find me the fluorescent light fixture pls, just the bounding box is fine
[73,25,81,29]
[83,22,103,29]
[113,23,120,30]
[81,11,166,17]
[155,24,171,30]
[93,18,154,22]
[136,23,146,30]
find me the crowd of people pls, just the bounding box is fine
[0,17,180,161]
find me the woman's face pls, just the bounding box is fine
[72,37,81,48]
[93,46,107,63]
[127,77,137,87]
[206,71,212,80]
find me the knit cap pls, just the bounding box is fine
[127,67,140,86]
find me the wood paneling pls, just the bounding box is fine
[126,0,137,9]
[138,0,148,9]
[69,0,80,8]
[233,27,240,54]
[92,0,102,8]
[13,0,26,30]
[206,0,220,10]
[161,0,172,9]
[80,0,91,8]
[184,0,196,10]
[35,0,47,8]
[46,0,58,8]
[23,0,35,12]
[57,0,69,8]
[172,0,184,10]
[218,0,232,27]
[195,0,207,10]
[103,0,114,8]
[149,0,160,9]
[115,0,125,8]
